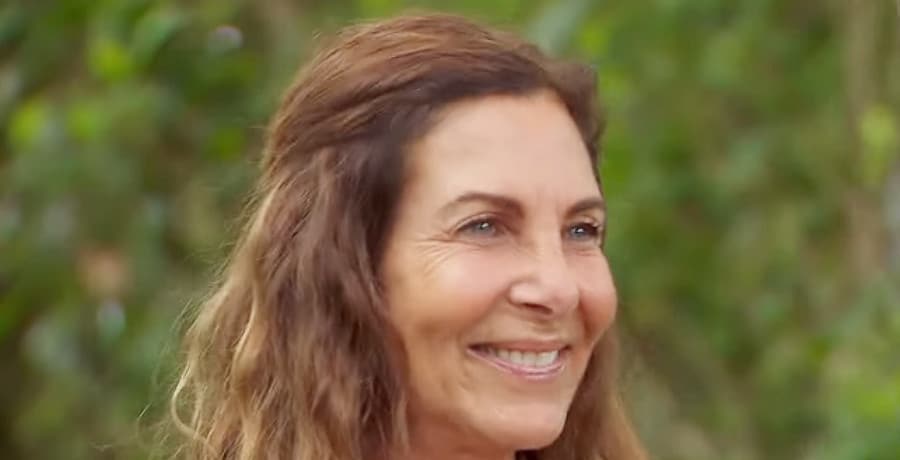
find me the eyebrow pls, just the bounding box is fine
[568,196,607,217]
[438,191,606,218]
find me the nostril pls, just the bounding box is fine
[506,248,580,314]
[521,301,554,314]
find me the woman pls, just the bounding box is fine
[171,13,645,460]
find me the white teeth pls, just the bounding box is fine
[482,347,560,368]
[534,351,557,366]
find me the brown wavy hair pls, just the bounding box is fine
[170,13,645,460]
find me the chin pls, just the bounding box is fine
[482,408,568,451]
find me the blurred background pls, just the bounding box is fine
[1,0,899,459]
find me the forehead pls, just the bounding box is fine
[406,91,600,203]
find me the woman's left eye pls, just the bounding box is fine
[566,222,602,242]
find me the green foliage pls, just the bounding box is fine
[1,1,898,459]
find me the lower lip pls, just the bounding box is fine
[467,347,567,381]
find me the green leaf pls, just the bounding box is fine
[8,97,52,153]
[860,105,899,188]
[131,5,187,67]
[527,0,594,52]
[65,98,108,144]
[0,2,26,47]
[87,35,135,82]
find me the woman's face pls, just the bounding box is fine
[380,90,617,459]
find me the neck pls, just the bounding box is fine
[395,447,517,460]
[392,420,517,460]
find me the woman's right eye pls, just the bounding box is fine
[458,218,500,237]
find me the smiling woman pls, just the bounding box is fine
[382,92,620,458]
[170,13,645,460]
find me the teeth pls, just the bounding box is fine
[483,347,560,368]
[535,351,557,366]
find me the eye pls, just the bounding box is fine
[566,221,603,243]
[458,217,501,237]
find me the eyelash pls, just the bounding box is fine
[459,217,501,236]
[568,222,603,241]
[457,216,605,245]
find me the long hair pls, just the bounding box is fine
[170,13,645,460]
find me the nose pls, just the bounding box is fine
[507,238,580,316]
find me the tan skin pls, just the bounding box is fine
[381,90,618,460]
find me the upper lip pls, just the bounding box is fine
[470,340,570,352]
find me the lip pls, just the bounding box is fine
[467,343,569,381]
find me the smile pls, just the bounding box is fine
[468,344,568,379]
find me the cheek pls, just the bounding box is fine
[575,258,618,342]
[389,248,513,342]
